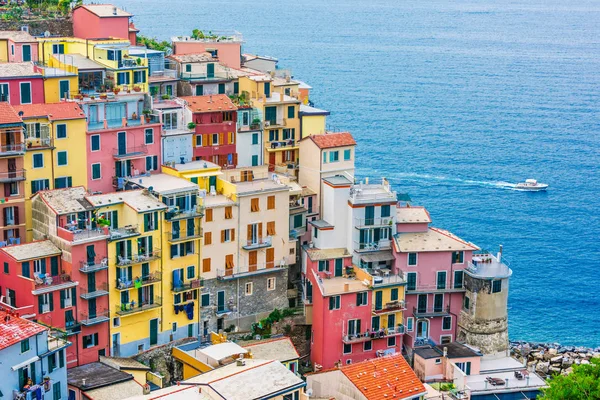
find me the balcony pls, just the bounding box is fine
[167,228,203,243]
[80,282,109,300]
[0,143,25,157]
[25,136,54,149]
[116,249,161,266]
[242,236,272,250]
[116,296,162,316]
[263,119,287,129]
[361,325,406,341]
[172,278,203,292]
[354,239,392,252]
[32,273,76,295]
[88,117,143,132]
[65,320,82,335]
[373,300,406,315]
[267,139,297,151]
[116,271,161,290]
[80,309,110,326]
[355,217,395,229]
[179,71,233,82]
[406,283,465,293]
[413,305,451,318]
[165,205,204,221]
[113,145,149,160]
[466,253,512,279]
[79,258,109,273]
[0,169,25,183]
[57,226,108,244]
[108,225,140,241]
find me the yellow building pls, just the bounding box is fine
[12,103,88,241]
[86,190,166,355]
[122,174,205,342]
[298,104,329,138]
[238,75,301,174]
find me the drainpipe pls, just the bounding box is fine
[236,197,241,329]
[197,204,202,339]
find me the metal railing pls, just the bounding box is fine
[406,282,465,292]
[242,236,272,250]
[172,278,203,292]
[80,309,110,325]
[373,300,406,313]
[113,145,149,158]
[116,296,162,316]
[79,282,109,299]
[25,137,53,149]
[165,205,204,221]
[413,305,451,317]
[0,143,25,154]
[116,249,161,266]
[0,170,26,182]
[79,258,109,273]
[167,228,203,242]
[116,271,162,290]
[354,239,392,252]
[109,225,140,241]
[355,217,394,227]
[268,139,296,149]
[33,273,72,289]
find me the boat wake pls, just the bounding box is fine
[391,173,517,190]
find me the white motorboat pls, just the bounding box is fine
[515,179,548,191]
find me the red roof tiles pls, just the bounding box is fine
[12,103,86,121]
[340,354,427,400]
[0,309,46,351]
[179,94,238,113]
[308,132,356,149]
[0,102,23,125]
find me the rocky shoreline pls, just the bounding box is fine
[510,341,600,377]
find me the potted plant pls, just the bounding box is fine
[250,117,261,129]
[113,87,121,95]
[136,57,142,65]
[99,92,107,99]
[133,85,141,92]
[187,122,196,130]
[142,109,152,122]
[161,94,170,100]
[90,95,96,100]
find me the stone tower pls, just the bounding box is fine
[457,246,512,354]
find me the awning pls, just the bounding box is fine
[12,355,40,371]
[360,250,395,263]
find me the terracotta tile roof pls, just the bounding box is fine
[179,94,238,113]
[0,30,36,43]
[12,103,86,121]
[307,132,356,149]
[0,102,23,125]
[0,309,46,351]
[340,354,427,400]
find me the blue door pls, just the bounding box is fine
[117,131,127,155]
[22,45,31,62]
[59,80,70,99]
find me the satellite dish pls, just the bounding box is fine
[44,31,51,38]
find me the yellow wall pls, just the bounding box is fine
[0,39,8,62]
[43,75,79,103]
[301,114,327,137]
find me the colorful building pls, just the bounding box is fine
[0,30,38,63]
[170,53,236,97]
[153,100,195,164]
[171,32,243,70]
[0,309,70,400]
[298,104,329,138]
[0,63,45,105]
[235,104,263,167]
[179,94,238,166]
[72,4,133,42]
[0,102,26,244]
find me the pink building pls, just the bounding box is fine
[78,97,162,193]
[172,34,243,69]
[412,342,482,382]
[72,4,132,41]
[393,205,478,354]
[0,30,39,63]
[0,63,45,105]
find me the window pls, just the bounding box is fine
[390,288,398,301]
[344,149,351,160]
[186,265,195,279]
[456,361,472,376]
[21,339,30,353]
[463,296,470,310]
[195,135,203,147]
[387,336,396,347]
[212,133,219,146]
[53,381,61,400]
[33,153,44,168]
[269,130,278,142]
[56,124,67,139]
[267,221,276,236]
[440,335,452,345]
[205,208,213,222]
[264,277,275,291]
[406,272,417,291]
[0,83,8,102]
[372,316,380,331]
[251,155,259,166]
[201,293,210,307]
[364,341,372,351]
[251,198,260,212]
[245,282,253,295]
[322,151,327,164]
[91,163,101,180]
[145,128,154,144]
[435,358,442,365]
[264,82,271,97]
[54,176,72,189]
[343,343,352,354]
[31,179,49,194]
[406,317,414,332]
[348,319,361,336]
[453,251,464,264]
[252,133,259,145]
[224,206,233,219]
[329,151,339,162]
[442,316,452,331]
[218,83,225,94]
[328,295,340,310]
[146,155,158,171]
[20,82,31,104]
[117,72,130,85]
[185,64,192,72]
[408,253,418,266]
[381,205,391,218]
[287,105,295,119]
[492,280,502,293]
[318,260,328,272]
[313,228,318,238]
[113,317,120,327]
[52,43,65,54]
[134,70,146,84]
[83,333,99,349]
[267,195,275,210]
[437,271,447,290]
[195,85,203,95]
[202,258,211,272]
[356,292,368,306]
[172,322,177,333]
[91,135,100,151]
[454,270,464,289]
[57,151,67,166]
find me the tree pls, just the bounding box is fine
[540,358,600,399]
[136,35,172,53]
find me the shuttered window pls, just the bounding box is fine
[202,258,211,272]
[267,221,276,236]
[251,198,259,212]
[267,195,275,210]
[204,232,212,245]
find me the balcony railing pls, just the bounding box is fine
[172,278,203,292]
[343,325,406,344]
[167,228,203,243]
[33,273,74,293]
[354,239,392,252]
[65,320,82,335]
[113,145,149,159]
[242,236,272,250]
[108,225,140,241]
[355,217,395,228]
[0,143,25,156]
[25,137,53,149]
[373,300,406,314]
[268,139,296,150]
[79,282,109,300]
[57,226,108,243]
[116,271,161,290]
[413,305,451,318]
[80,309,110,326]
[0,169,25,183]
[165,205,204,221]
[116,296,162,316]
[150,69,177,79]
[406,283,465,293]
[116,249,161,266]
[179,71,232,81]
[88,117,143,132]
[79,257,109,273]
[264,119,286,128]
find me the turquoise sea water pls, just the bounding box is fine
[116,0,600,347]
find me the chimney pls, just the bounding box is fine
[498,245,503,262]
[443,347,448,358]
[112,6,117,15]
[82,378,87,387]
[365,177,369,185]
[344,283,349,292]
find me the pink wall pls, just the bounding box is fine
[86,123,162,193]
[73,8,129,40]
[173,42,242,69]
[394,251,472,286]
[7,40,39,63]
[396,222,429,233]
[0,77,45,105]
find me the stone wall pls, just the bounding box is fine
[0,18,73,37]
[133,337,196,385]
[511,341,600,377]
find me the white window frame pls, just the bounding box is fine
[55,123,67,139]
[145,128,154,144]
[406,317,414,332]
[245,282,253,296]
[40,293,51,313]
[267,277,276,291]
[212,133,219,146]
[32,153,44,169]
[223,229,231,242]
[440,334,453,345]
[113,317,121,327]
[57,150,68,166]
[0,83,9,101]
[19,81,32,105]
[90,134,101,152]
[91,163,102,180]
[347,319,360,336]
[407,252,418,266]
[442,315,452,331]
[436,270,447,289]
[435,358,442,365]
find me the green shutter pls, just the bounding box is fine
[127,240,132,257]
[144,213,149,231]
[71,287,76,301]
[50,257,59,276]
[41,258,46,274]
[38,296,43,314]
[49,292,54,311]
[30,362,36,385]
[60,290,65,309]
[22,261,30,278]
